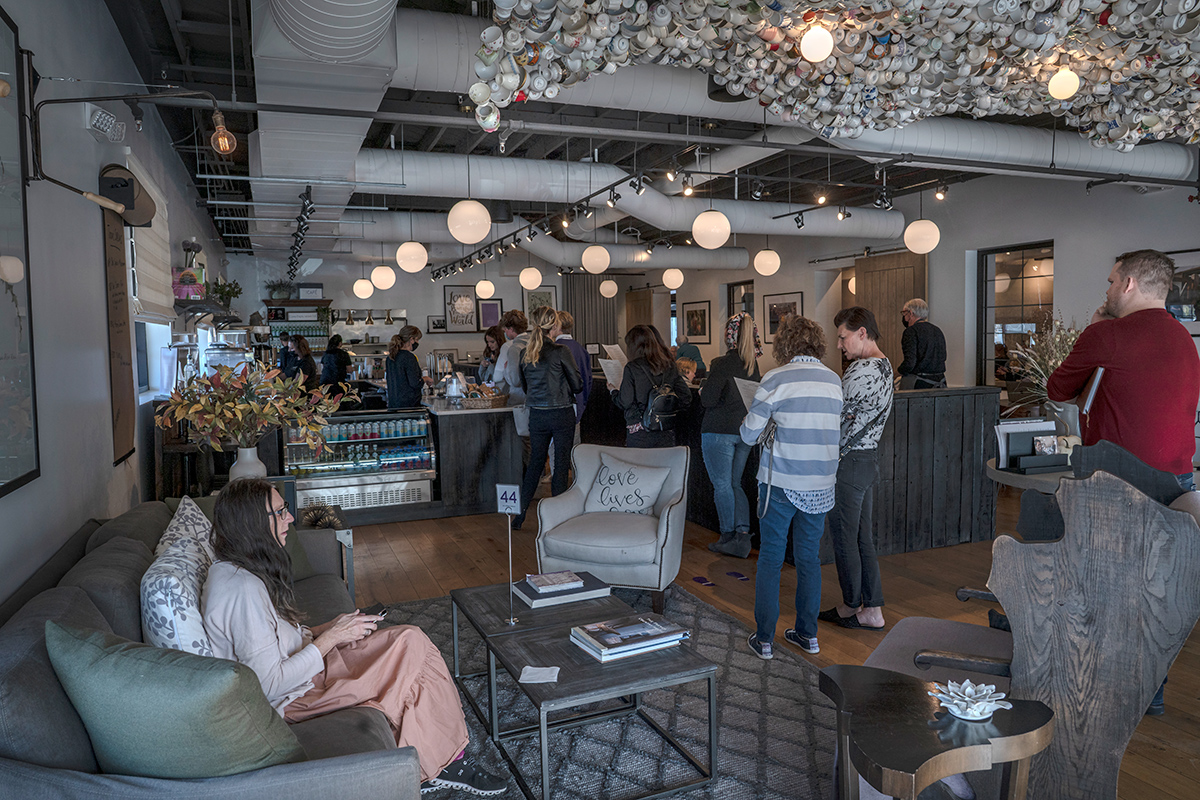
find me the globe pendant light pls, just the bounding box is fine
[395,241,428,274]
[475,278,496,299]
[353,278,374,299]
[0,255,25,284]
[692,209,731,249]
[371,264,396,290]
[448,156,490,244]
[904,191,941,255]
[662,268,684,289]
[800,25,834,63]
[448,199,490,244]
[582,244,610,274]
[519,266,543,290]
[754,241,780,276]
[1048,68,1080,100]
[599,279,618,298]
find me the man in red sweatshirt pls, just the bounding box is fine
[1047,248,1199,717]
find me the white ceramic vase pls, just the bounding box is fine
[229,447,268,481]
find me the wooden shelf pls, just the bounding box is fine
[263,298,333,308]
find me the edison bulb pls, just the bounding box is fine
[582,244,610,274]
[519,266,542,290]
[662,268,684,289]
[903,219,941,254]
[475,279,495,299]
[353,278,374,299]
[800,26,834,63]
[210,111,237,155]
[599,279,618,298]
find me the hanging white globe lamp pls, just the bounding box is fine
[904,219,941,254]
[691,209,731,249]
[519,267,543,290]
[395,241,428,273]
[475,279,496,299]
[599,279,618,298]
[754,248,780,276]
[1048,68,1080,100]
[582,244,610,274]
[447,199,491,244]
[800,25,834,63]
[371,265,396,290]
[353,278,375,299]
[662,268,684,289]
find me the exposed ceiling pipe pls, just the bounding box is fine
[268,0,397,63]
[353,150,906,239]
[566,126,817,240]
[336,212,749,269]
[388,8,1197,183]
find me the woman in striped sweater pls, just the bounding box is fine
[740,315,843,659]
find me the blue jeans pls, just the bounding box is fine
[754,483,826,643]
[701,432,753,534]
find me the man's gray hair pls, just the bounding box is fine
[676,335,689,345]
[903,298,929,320]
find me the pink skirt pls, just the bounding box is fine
[284,625,470,781]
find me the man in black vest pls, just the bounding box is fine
[897,298,947,389]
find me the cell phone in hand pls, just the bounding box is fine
[377,608,388,618]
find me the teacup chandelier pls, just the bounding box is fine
[471,0,1200,152]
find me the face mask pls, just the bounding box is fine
[901,315,910,328]
[411,342,419,351]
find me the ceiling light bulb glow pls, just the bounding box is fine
[371,264,396,290]
[754,248,781,276]
[662,268,685,289]
[582,244,610,274]
[1048,68,1081,100]
[800,25,834,64]
[447,199,491,244]
[353,278,375,299]
[475,279,495,299]
[210,111,236,155]
[904,219,941,254]
[691,209,731,249]
[599,279,618,298]
[519,266,543,290]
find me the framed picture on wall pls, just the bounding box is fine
[477,298,504,330]
[524,285,558,314]
[432,348,459,363]
[444,285,477,332]
[681,301,711,344]
[763,292,804,342]
[427,315,446,334]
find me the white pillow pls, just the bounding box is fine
[140,496,216,656]
[583,453,670,516]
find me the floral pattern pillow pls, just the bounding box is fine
[140,497,216,656]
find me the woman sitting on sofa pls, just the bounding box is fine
[201,478,504,796]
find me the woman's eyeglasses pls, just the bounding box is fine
[267,502,291,519]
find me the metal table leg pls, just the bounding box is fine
[540,707,551,800]
[837,707,860,800]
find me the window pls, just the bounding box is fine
[669,290,677,344]
[977,241,1055,386]
[728,281,754,319]
[135,322,149,392]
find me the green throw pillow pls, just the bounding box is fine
[44,621,306,778]
[166,494,316,580]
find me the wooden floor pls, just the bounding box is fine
[352,484,1200,799]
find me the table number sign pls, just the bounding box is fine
[497,484,520,515]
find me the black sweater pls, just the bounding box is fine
[899,320,947,380]
[385,350,423,409]
[700,350,761,434]
[612,357,692,428]
[320,348,353,385]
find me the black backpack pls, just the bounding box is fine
[642,370,680,431]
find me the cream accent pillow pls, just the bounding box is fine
[583,452,670,515]
[140,496,216,655]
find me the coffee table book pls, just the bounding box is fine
[511,571,610,608]
[569,613,690,662]
[526,570,584,593]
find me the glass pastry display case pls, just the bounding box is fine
[284,408,435,510]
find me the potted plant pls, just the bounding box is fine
[265,278,294,301]
[155,360,360,479]
[205,276,242,310]
[1004,315,1082,435]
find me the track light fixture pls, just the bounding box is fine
[665,161,678,182]
[645,242,655,255]
[794,212,805,229]
[815,186,828,205]
[837,205,851,221]
[751,180,764,201]
[935,183,948,201]
[681,174,694,196]
[583,206,594,219]
[873,189,893,211]
[525,227,537,241]
[607,189,620,208]
[629,173,647,195]
[561,213,571,228]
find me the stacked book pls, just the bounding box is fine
[570,613,690,663]
[511,570,611,609]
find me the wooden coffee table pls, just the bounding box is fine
[486,623,717,800]
[820,665,1054,800]
[449,582,633,729]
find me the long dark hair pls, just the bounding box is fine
[292,335,312,359]
[483,326,502,360]
[625,324,673,374]
[325,334,343,353]
[212,478,303,626]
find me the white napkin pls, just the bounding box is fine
[519,666,560,683]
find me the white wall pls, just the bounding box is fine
[0,0,225,602]
[226,252,563,358]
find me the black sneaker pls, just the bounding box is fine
[784,628,819,654]
[430,761,507,796]
[420,780,444,794]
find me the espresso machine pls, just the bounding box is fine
[160,332,201,390]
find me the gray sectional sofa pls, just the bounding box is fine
[0,500,420,799]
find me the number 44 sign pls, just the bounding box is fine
[497,484,521,515]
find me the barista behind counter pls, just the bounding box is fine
[385,326,432,408]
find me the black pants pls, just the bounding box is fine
[827,449,884,608]
[516,406,576,524]
[626,428,675,448]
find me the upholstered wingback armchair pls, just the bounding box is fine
[536,444,690,613]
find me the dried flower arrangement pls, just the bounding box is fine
[1004,314,1080,415]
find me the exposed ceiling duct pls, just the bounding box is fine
[353,150,906,239]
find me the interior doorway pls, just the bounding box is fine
[976,241,1055,386]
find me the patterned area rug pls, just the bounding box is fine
[372,586,836,800]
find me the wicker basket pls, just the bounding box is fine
[460,394,509,409]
